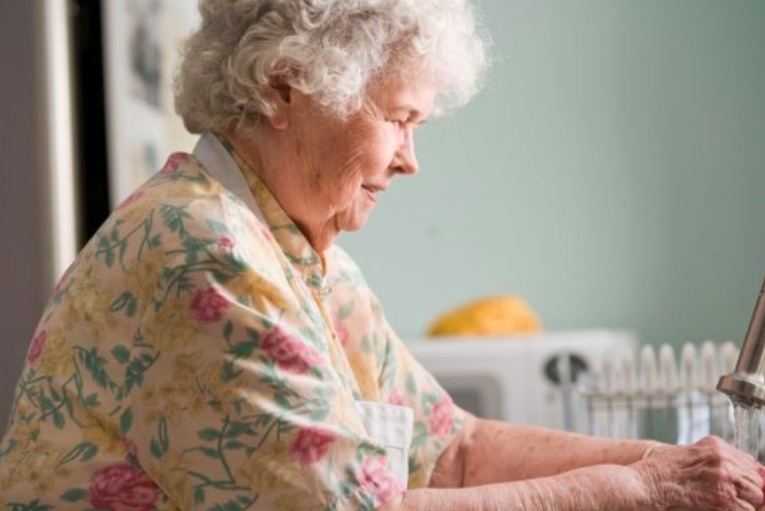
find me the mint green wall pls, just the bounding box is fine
[340,0,765,346]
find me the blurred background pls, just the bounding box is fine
[1,0,764,430]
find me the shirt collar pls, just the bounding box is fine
[193,131,326,288]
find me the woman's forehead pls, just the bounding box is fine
[368,73,438,116]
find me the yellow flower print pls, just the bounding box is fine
[140,386,160,407]
[125,247,166,309]
[147,449,194,509]
[119,197,155,224]
[37,329,75,377]
[195,362,245,416]
[167,173,217,197]
[227,269,289,312]
[140,351,210,425]
[408,469,428,490]
[8,417,41,449]
[143,298,201,350]
[61,263,116,342]
[0,439,68,494]
[236,441,303,493]
[145,394,185,426]
[83,419,125,456]
[171,350,205,381]
[346,348,380,401]
[274,492,323,511]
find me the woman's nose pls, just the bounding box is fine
[393,127,419,175]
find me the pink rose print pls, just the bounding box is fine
[261,326,323,374]
[26,330,46,364]
[428,395,455,438]
[359,456,403,506]
[289,426,337,464]
[217,236,235,252]
[88,462,159,511]
[387,390,404,407]
[116,191,145,211]
[159,152,187,175]
[190,286,230,323]
[331,314,349,347]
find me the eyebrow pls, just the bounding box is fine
[391,105,428,123]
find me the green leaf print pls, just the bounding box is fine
[159,204,191,235]
[411,421,428,449]
[224,421,253,438]
[81,443,99,462]
[194,486,206,505]
[150,437,163,459]
[75,347,115,391]
[119,407,133,435]
[197,446,220,459]
[205,218,230,234]
[159,417,170,451]
[150,418,170,459]
[406,373,418,395]
[222,320,234,341]
[6,499,53,511]
[83,393,100,408]
[223,440,246,450]
[109,292,136,316]
[60,441,99,464]
[111,344,131,364]
[198,428,220,441]
[338,301,354,319]
[59,488,87,502]
[52,410,65,429]
[148,233,162,248]
[309,407,330,422]
[121,352,160,397]
[96,235,115,268]
[229,340,257,359]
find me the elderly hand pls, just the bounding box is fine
[638,436,765,511]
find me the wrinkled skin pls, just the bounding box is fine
[640,436,765,511]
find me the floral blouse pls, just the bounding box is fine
[0,133,463,510]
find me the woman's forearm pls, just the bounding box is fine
[384,464,653,511]
[436,413,656,486]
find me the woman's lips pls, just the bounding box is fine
[362,185,378,203]
[362,184,384,203]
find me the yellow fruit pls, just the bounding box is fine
[427,295,542,338]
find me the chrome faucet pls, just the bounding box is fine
[717,273,765,407]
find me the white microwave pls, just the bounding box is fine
[406,330,637,431]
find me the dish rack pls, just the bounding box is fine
[569,341,764,451]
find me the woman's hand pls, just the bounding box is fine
[637,436,765,511]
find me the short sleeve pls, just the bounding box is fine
[323,247,465,490]
[375,312,465,489]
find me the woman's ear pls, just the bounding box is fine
[263,78,293,130]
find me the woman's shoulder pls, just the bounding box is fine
[104,152,271,244]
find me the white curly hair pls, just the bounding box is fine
[174,0,490,134]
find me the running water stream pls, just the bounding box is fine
[733,403,761,459]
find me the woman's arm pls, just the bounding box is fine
[377,414,765,511]
[391,463,652,511]
[431,412,657,486]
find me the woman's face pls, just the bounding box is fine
[273,72,438,250]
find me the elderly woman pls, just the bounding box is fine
[1,0,764,510]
